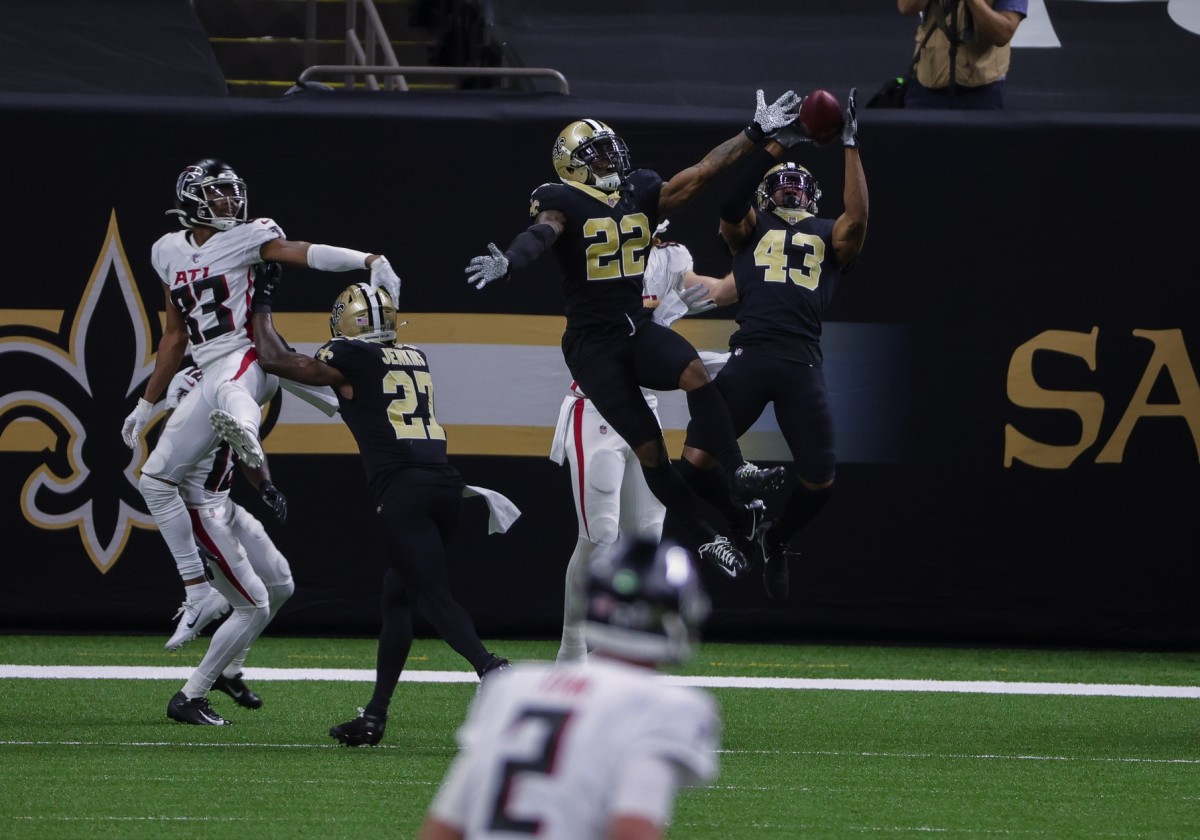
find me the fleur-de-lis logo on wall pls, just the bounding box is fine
[0,210,161,572]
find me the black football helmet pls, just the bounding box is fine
[168,158,248,231]
[552,119,632,191]
[581,536,710,664]
[756,162,821,215]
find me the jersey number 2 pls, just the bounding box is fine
[488,707,572,834]
[382,369,446,440]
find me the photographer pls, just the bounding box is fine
[898,0,1027,109]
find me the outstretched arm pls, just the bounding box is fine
[831,90,868,268]
[260,239,400,303]
[252,311,347,391]
[248,268,348,391]
[659,89,801,217]
[465,210,566,290]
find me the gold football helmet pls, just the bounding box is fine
[756,162,821,214]
[552,119,631,191]
[329,283,396,344]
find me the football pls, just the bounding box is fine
[798,89,843,146]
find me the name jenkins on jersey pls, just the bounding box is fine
[314,339,460,491]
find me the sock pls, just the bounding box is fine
[676,459,748,532]
[367,570,414,718]
[772,483,835,546]
[640,460,716,546]
[686,382,744,476]
[184,580,213,601]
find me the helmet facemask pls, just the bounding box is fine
[574,134,631,191]
[756,164,821,215]
[554,120,632,191]
[170,160,249,231]
[329,283,397,344]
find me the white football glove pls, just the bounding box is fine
[678,281,717,315]
[465,243,510,290]
[121,398,155,449]
[165,366,203,411]
[751,89,802,137]
[653,278,716,327]
[369,256,402,304]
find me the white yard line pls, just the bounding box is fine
[2,664,1199,698]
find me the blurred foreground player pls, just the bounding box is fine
[417,536,719,840]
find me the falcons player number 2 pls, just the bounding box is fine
[170,275,236,344]
[488,707,572,834]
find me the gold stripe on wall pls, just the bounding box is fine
[1,310,736,350]
[261,425,744,459]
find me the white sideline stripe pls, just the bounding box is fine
[2,665,1199,698]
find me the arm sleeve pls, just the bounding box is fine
[718,145,778,224]
[502,223,557,273]
[307,243,372,272]
[609,752,685,828]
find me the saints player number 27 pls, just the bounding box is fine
[383,369,446,440]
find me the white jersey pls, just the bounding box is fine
[429,659,720,840]
[641,240,693,320]
[150,218,285,370]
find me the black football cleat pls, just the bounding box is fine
[734,499,767,565]
[213,672,263,709]
[733,462,787,499]
[330,708,386,747]
[167,691,231,726]
[479,654,512,681]
[760,523,797,602]
[699,535,749,579]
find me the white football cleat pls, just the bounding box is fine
[165,589,231,652]
[208,409,264,469]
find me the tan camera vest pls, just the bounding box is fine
[913,0,1012,90]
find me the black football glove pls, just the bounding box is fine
[260,480,288,524]
[842,88,859,149]
[251,261,283,313]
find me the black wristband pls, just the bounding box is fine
[503,222,557,273]
[719,145,778,223]
[743,124,765,143]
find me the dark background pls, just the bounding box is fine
[1,0,1198,649]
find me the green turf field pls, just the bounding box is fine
[1,635,1197,838]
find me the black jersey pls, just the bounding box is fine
[729,208,842,366]
[314,338,459,491]
[529,169,663,332]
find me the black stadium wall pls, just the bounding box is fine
[1,92,1198,648]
